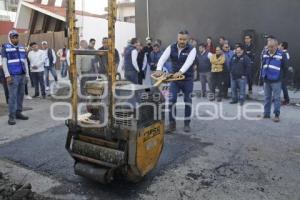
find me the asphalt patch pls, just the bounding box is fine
[0,104,33,117]
[0,125,212,199]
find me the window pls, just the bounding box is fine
[41,0,48,5]
[55,0,62,7]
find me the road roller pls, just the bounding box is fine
[64,0,184,183]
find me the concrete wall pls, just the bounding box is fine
[136,0,300,85]
[0,1,5,10]
[76,15,136,53]
[15,4,32,29]
[118,6,135,21]
[34,12,45,32]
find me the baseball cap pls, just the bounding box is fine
[9,30,19,38]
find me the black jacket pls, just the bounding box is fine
[229,54,251,80]
[245,43,255,62]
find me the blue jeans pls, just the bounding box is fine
[169,80,193,125]
[60,61,68,78]
[231,77,246,102]
[264,81,281,117]
[32,72,46,97]
[8,75,25,117]
[44,65,58,87]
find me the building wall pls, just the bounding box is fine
[118,6,135,21]
[0,1,5,10]
[34,12,45,32]
[77,15,136,52]
[0,0,17,21]
[136,0,300,85]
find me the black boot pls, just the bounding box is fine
[16,112,29,120]
[8,115,16,125]
[166,122,176,134]
[184,124,191,133]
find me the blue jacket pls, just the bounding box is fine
[2,43,27,76]
[149,50,163,71]
[261,49,287,82]
[124,45,137,73]
[224,50,234,71]
[229,54,251,80]
[170,43,194,80]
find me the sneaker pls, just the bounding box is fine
[263,115,271,119]
[53,82,59,88]
[258,90,264,95]
[183,125,191,133]
[8,116,16,125]
[230,101,238,104]
[272,116,280,123]
[281,100,290,106]
[46,87,50,91]
[32,95,39,98]
[25,95,32,100]
[166,122,176,134]
[248,90,253,95]
[16,112,29,120]
[217,98,222,102]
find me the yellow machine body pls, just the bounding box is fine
[136,122,164,176]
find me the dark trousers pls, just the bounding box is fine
[248,63,254,91]
[211,72,224,99]
[169,79,193,126]
[223,71,230,98]
[125,70,139,84]
[28,66,34,87]
[281,81,290,102]
[32,72,46,97]
[138,71,145,85]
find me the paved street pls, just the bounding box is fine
[0,81,300,200]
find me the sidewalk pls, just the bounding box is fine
[193,81,300,104]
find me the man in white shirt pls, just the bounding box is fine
[124,38,142,84]
[28,42,46,98]
[153,30,197,133]
[42,41,57,91]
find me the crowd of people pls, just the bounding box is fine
[0,29,296,128]
[0,30,71,125]
[141,31,292,130]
